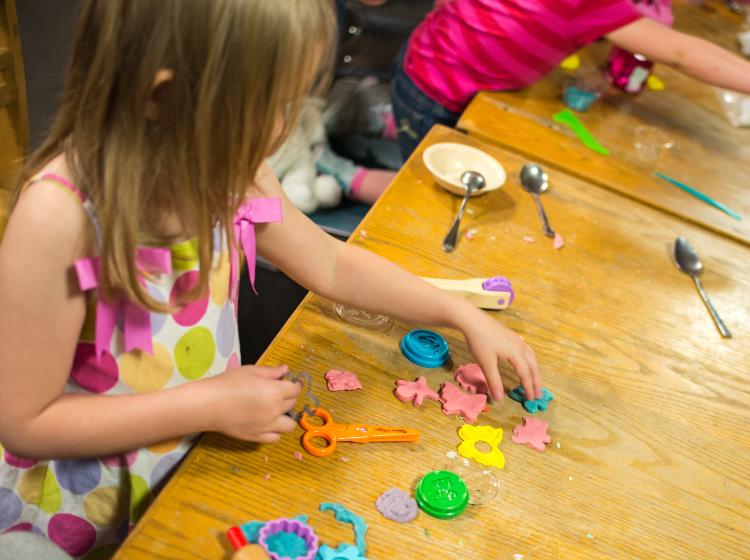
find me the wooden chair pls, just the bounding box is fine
[0,0,28,235]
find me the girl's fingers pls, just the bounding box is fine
[478,355,504,401]
[524,345,542,399]
[281,395,300,413]
[272,415,297,433]
[251,365,291,379]
[279,380,303,399]
[508,354,534,400]
[279,402,296,417]
[255,432,282,444]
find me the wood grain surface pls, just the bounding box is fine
[0,0,27,237]
[457,2,750,246]
[0,0,28,192]
[117,126,749,559]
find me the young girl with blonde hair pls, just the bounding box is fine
[0,1,540,556]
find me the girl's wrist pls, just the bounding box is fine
[442,295,483,333]
[176,377,221,434]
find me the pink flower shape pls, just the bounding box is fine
[325,369,363,391]
[439,382,487,423]
[394,376,440,407]
[454,363,489,396]
[511,416,551,452]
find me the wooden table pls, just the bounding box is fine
[457,2,750,246]
[118,126,749,559]
[0,0,28,236]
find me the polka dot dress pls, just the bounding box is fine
[0,181,245,558]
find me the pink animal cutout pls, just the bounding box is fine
[439,382,487,423]
[394,376,440,407]
[454,363,490,396]
[511,416,551,452]
[325,369,363,391]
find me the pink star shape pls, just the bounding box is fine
[439,382,487,423]
[325,369,363,391]
[454,363,490,396]
[394,376,440,407]
[511,416,551,452]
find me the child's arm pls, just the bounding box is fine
[606,18,750,94]
[0,182,300,459]
[251,164,541,401]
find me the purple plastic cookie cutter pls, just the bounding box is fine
[258,518,319,560]
[482,276,514,306]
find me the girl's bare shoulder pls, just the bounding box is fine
[3,156,96,265]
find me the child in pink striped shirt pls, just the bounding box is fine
[392,0,750,158]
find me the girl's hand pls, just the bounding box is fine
[205,364,301,443]
[459,311,542,402]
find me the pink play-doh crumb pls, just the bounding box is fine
[325,369,363,391]
[465,228,478,241]
[553,233,565,249]
[394,377,440,407]
[340,456,350,463]
[294,452,303,461]
[522,236,535,243]
[264,473,272,480]
[439,382,487,423]
[454,364,490,396]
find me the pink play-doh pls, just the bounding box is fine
[511,416,551,452]
[454,363,490,396]
[394,376,440,407]
[439,382,487,423]
[325,369,363,391]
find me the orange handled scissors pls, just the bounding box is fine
[299,408,420,457]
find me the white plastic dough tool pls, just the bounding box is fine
[420,276,514,310]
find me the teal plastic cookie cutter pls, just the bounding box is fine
[400,329,450,368]
[317,543,367,560]
[319,502,368,557]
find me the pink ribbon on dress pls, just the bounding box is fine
[231,197,283,298]
[75,248,172,361]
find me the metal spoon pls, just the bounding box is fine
[674,236,731,338]
[519,163,555,238]
[442,171,486,252]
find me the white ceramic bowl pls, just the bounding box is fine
[422,142,506,196]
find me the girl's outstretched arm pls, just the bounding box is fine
[251,164,541,401]
[0,180,299,459]
[606,18,750,94]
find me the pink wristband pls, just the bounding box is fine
[382,112,397,140]
[349,167,367,197]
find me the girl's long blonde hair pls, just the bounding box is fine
[11,0,334,311]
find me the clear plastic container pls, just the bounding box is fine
[714,88,750,128]
[633,125,674,163]
[561,71,605,112]
[333,302,392,331]
[440,455,500,506]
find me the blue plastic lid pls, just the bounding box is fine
[400,329,449,368]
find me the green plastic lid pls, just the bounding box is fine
[415,470,469,519]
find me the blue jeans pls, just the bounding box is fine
[390,48,461,160]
